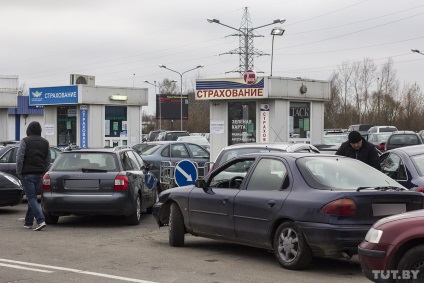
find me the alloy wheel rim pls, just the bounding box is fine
[277,227,299,263]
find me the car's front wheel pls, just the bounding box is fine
[396,244,424,283]
[273,222,313,270]
[169,203,185,247]
[126,193,141,225]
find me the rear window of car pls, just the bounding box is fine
[358,125,373,131]
[411,154,424,177]
[389,135,420,145]
[51,152,118,171]
[164,132,190,141]
[139,144,163,155]
[380,128,397,132]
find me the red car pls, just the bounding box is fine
[358,209,424,282]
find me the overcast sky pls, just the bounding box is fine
[1,0,423,115]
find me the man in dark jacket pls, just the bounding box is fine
[16,121,51,231]
[336,130,381,170]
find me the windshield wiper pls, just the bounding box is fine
[357,186,404,192]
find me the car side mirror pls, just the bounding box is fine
[195,179,206,188]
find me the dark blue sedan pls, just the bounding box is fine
[380,144,424,191]
[153,152,424,270]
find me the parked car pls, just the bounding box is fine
[213,142,320,170]
[379,144,424,191]
[41,147,159,225]
[322,134,348,144]
[365,132,392,151]
[358,209,424,282]
[0,144,62,178]
[147,130,165,142]
[153,152,423,270]
[347,124,374,135]
[134,141,210,191]
[384,131,424,151]
[176,135,210,151]
[367,125,398,133]
[0,172,23,207]
[154,131,190,141]
[313,143,340,155]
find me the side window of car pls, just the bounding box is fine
[161,145,170,157]
[0,149,13,163]
[126,151,142,170]
[246,158,287,191]
[121,152,134,171]
[381,153,401,179]
[187,144,209,158]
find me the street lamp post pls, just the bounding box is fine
[270,27,285,76]
[207,17,285,72]
[412,49,424,55]
[144,80,177,130]
[158,65,204,130]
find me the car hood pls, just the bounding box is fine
[374,209,424,228]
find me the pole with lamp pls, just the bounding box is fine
[207,18,285,72]
[412,49,424,55]
[158,65,204,130]
[270,27,285,76]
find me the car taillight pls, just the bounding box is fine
[114,174,128,191]
[416,186,424,193]
[321,198,356,216]
[42,173,51,191]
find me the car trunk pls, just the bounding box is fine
[49,172,118,195]
[328,190,423,225]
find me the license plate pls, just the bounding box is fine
[372,203,406,216]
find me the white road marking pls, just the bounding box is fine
[176,165,192,181]
[0,258,157,283]
[0,263,53,273]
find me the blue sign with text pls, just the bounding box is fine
[174,160,198,187]
[29,85,78,105]
[79,105,88,148]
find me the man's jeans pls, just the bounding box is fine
[21,174,45,226]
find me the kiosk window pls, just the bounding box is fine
[228,101,256,145]
[57,106,77,147]
[289,102,310,139]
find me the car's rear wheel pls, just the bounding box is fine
[273,222,313,270]
[126,193,141,225]
[43,211,59,224]
[396,244,424,283]
[169,203,185,247]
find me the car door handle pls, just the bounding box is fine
[266,200,276,207]
[222,197,230,204]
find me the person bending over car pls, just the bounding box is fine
[336,130,381,170]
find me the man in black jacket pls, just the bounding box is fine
[336,130,381,170]
[16,121,51,231]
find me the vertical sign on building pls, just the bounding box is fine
[80,105,88,148]
[260,104,269,143]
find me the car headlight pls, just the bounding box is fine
[365,227,383,243]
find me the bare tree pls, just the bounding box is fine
[360,58,377,121]
[337,61,354,119]
[324,73,343,128]
[399,83,423,130]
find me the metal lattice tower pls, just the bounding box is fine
[221,7,268,75]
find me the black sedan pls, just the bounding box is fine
[380,144,424,191]
[0,172,23,207]
[153,152,424,270]
[42,147,159,225]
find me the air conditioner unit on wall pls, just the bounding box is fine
[70,74,95,86]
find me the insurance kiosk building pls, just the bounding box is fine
[28,76,148,148]
[196,75,331,160]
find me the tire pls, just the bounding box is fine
[396,244,424,283]
[273,222,313,270]
[44,212,59,224]
[126,193,141,225]
[169,203,185,247]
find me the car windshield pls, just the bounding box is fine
[411,154,424,177]
[51,152,118,171]
[323,135,347,144]
[297,156,403,190]
[375,134,391,142]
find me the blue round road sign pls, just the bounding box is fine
[174,160,198,187]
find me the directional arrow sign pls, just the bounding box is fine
[174,160,198,187]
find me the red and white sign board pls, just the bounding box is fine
[260,104,270,143]
[244,69,257,85]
